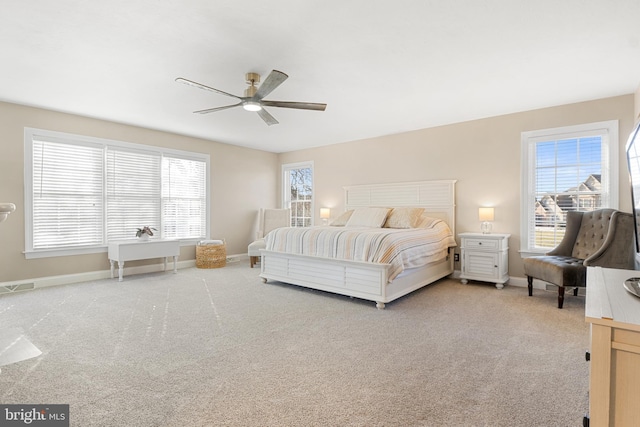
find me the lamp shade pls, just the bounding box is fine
[320,208,331,219]
[478,207,494,222]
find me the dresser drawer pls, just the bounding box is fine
[464,238,499,250]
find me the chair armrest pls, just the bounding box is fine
[584,211,636,269]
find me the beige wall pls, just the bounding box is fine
[0,101,278,283]
[278,95,636,279]
[1,94,635,284]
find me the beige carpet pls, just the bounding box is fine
[0,258,589,426]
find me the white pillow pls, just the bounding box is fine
[345,207,391,228]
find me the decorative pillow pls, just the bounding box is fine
[329,210,354,226]
[415,213,440,229]
[384,207,425,229]
[345,207,391,228]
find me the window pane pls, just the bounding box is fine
[162,157,206,239]
[285,164,313,227]
[32,140,104,249]
[106,148,161,241]
[536,142,556,167]
[531,135,603,249]
[556,139,577,166]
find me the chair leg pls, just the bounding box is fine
[250,256,257,268]
[573,287,579,296]
[527,276,533,296]
[558,286,565,309]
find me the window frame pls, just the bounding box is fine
[520,120,618,256]
[282,161,314,227]
[24,127,210,259]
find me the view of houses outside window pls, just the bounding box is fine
[521,121,617,254]
[283,162,313,227]
[532,136,603,249]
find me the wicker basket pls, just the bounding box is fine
[196,240,226,269]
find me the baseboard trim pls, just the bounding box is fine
[0,259,205,294]
[2,259,547,295]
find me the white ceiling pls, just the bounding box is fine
[2,1,639,153]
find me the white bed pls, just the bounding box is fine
[259,180,456,308]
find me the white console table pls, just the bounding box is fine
[108,239,180,282]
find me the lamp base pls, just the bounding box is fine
[481,221,492,234]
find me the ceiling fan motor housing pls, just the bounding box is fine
[245,72,260,84]
[244,72,260,97]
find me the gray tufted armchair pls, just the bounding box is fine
[523,209,635,308]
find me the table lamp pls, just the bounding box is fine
[479,207,494,234]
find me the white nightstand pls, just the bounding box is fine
[459,232,510,289]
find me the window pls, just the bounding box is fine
[283,161,313,227]
[520,121,618,254]
[25,128,209,258]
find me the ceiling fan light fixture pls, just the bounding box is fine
[177,70,326,125]
[242,101,262,112]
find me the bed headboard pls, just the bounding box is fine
[343,180,457,233]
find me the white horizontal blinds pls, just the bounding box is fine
[26,127,210,256]
[106,148,161,241]
[531,134,604,249]
[32,139,104,249]
[161,156,206,239]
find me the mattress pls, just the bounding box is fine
[264,219,456,282]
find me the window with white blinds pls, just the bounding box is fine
[520,121,618,254]
[25,128,209,258]
[32,139,104,249]
[161,156,207,239]
[106,148,162,242]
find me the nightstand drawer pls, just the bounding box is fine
[464,238,499,250]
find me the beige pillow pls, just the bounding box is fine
[330,210,354,226]
[384,207,425,229]
[415,213,439,229]
[345,207,391,228]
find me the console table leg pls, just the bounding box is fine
[163,257,168,272]
[118,262,124,282]
[109,260,115,279]
[173,256,178,274]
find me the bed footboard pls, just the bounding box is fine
[260,250,452,308]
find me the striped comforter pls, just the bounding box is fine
[264,219,456,282]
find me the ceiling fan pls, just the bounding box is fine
[176,70,327,126]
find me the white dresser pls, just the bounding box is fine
[586,266,640,426]
[108,239,180,281]
[459,232,510,289]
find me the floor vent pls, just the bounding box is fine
[0,282,35,294]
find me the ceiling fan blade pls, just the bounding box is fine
[254,70,288,100]
[193,102,243,114]
[257,108,279,126]
[175,77,241,100]
[261,100,327,111]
